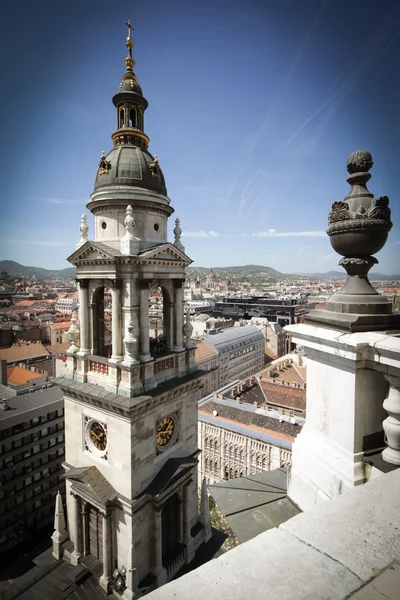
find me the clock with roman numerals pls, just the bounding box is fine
[156,415,175,448]
[84,417,108,459]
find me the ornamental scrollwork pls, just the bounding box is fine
[328,196,392,229]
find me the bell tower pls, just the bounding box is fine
[56,22,210,598]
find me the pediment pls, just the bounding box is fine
[139,243,192,265]
[67,241,120,264]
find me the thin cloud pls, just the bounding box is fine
[44,198,83,205]
[253,229,325,238]
[182,230,220,239]
[318,253,336,262]
[8,240,72,247]
[247,0,330,156]
[285,5,400,148]
[394,240,400,245]
[299,245,312,253]
[183,229,326,239]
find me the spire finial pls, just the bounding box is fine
[124,19,135,69]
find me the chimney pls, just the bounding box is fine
[1,360,7,385]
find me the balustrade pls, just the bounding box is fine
[89,361,109,376]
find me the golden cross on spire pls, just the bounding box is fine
[125,19,134,37]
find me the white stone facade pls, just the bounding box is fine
[198,420,291,484]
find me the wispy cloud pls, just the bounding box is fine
[299,245,312,253]
[394,240,400,245]
[182,230,221,239]
[8,240,72,247]
[253,229,325,238]
[318,253,336,262]
[247,0,331,157]
[183,229,326,240]
[285,4,400,149]
[44,198,82,205]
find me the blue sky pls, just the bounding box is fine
[1,0,399,274]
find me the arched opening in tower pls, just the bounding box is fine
[92,286,112,358]
[149,285,172,357]
[129,108,137,128]
[119,108,124,128]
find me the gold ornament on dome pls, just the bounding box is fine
[98,150,111,175]
[150,155,160,178]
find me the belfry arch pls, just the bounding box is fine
[148,282,173,356]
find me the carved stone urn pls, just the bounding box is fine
[306,150,400,332]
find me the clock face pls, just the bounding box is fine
[156,416,175,447]
[87,420,108,452]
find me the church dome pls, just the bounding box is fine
[94,146,167,196]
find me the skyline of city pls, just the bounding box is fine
[1,0,400,274]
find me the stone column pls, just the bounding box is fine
[89,303,95,354]
[110,280,123,363]
[77,279,90,355]
[382,374,400,465]
[153,507,167,586]
[173,280,184,352]
[177,490,184,544]
[182,483,195,563]
[82,501,89,557]
[139,283,152,362]
[99,509,113,591]
[70,493,83,566]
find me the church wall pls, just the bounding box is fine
[93,206,168,247]
[132,503,152,581]
[64,396,133,499]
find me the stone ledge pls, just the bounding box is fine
[281,468,400,583]
[145,469,400,600]
[146,527,361,600]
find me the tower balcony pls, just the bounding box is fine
[63,347,198,398]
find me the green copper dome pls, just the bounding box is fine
[94,146,167,196]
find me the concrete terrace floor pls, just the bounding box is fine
[351,564,400,600]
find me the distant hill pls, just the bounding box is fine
[1,260,398,281]
[189,264,283,277]
[298,270,400,281]
[0,260,76,278]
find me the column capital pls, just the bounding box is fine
[108,278,122,291]
[76,278,90,289]
[173,278,185,289]
[139,279,152,291]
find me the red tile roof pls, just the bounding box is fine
[7,366,44,385]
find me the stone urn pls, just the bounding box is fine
[306,150,400,332]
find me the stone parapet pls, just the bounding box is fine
[145,469,400,600]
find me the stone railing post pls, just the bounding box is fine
[382,374,400,465]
